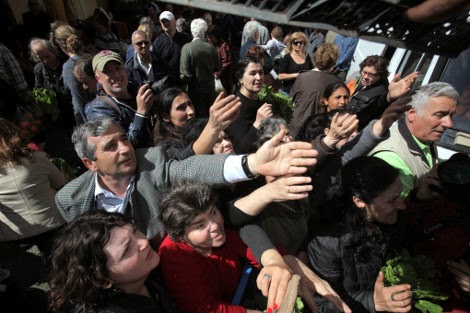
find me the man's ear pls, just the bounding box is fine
[407,107,417,123]
[82,157,97,171]
[352,196,366,209]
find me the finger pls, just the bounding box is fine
[448,260,470,275]
[392,290,413,301]
[391,73,401,83]
[270,276,288,312]
[375,271,385,287]
[284,141,314,151]
[288,175,312,185]
[266,128,287,148]
[388,284,412,294]
[324,294,352,313]
[302,294,319,313]
[290,157,317,169]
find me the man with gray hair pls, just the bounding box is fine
[369,82,459,197]
[125,29,170,86]
[180,18,221,117]
[240,20,260,58]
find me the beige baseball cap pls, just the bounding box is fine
[92,50,123,72]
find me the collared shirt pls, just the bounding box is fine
[0,43,29,92]
[94,174,135,215]
[137,54,152,78]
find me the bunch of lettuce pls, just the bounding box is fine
[382,250,447,313]
[32,87,60,122]
[258,85,294,123]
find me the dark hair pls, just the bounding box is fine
[296,109,348,142]
[323,82,350,99]
[234,56,263,90]
[159,181,218,242]
[0,118,33,167]
[255,116,288,148]
[48,211,132,312]
[153,87,187,145]
[340,156,399,259]
[359,55,390,79]
[74,53,95,78]
[246,45,265,61]
[182,118,208,146]
[93,7,111,29]
[206,25,223,41]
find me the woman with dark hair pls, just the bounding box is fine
[48,210,164,313]
[322,82,350,112]
[225,57,274,153]
[153,87,240,160]
[347,55,418,130]
[0,118,65,255]
[307,156,412,313]
[182,118,234,155]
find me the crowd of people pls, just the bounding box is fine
[0,1,469,313]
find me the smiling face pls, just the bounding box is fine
[95,61,128,98]
[84,124,137,179]
[324,86,350,111]
[163,92,195,128]
[103,224,160,291]
[362,177,404,225]
[239,62,264,98]
[407,96,456,143]
[184,205,226,256]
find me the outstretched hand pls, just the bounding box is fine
[387,72,418,102]
[248,128,318,177]
[373,96,411,137]
[208,91,241,131]
[323,112,359,149]
[448,260,470,294]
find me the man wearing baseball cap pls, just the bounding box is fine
[85,50,154,148]
[152,10,191,75]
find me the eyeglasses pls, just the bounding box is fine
[292,40,304,46]
[361,69,379,78]
[134,40,150,47]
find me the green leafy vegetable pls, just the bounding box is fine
[293,297,304,313]
[415,300,444,313]
[382,250,447,313]
[258,85,294,122]
[32,87,60,122]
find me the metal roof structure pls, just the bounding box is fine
[161,0,470,57]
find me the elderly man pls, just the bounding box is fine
[180,18,221,117]
[85,50,154,148]
[240,20,260,58]
[369,82,459,197]
[125,30,171,86]
[152,11,191,76]
[55,116,317,248]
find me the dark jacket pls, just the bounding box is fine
[125,53,171,86]
[308,220,403,313]
[84,84,153,148]
[348,78,389,131]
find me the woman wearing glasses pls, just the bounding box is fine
[277,32,313,95]
[347,55,418,130]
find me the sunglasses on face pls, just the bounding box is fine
[135,40,150,47]
[293,40,304,46]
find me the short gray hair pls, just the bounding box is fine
[243,21,260,42]
[29,38,59,63]
[72,117,122,160]
[190,18,208,38]
[256,117,289,148]
[411,82,459,116]
[132,30,149,43]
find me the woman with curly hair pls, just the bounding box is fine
[48,210,164,313]
[0,117,65,255]
[50,21,91,126]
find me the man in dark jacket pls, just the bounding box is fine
[85,50,154,148]
[125,30,171,86]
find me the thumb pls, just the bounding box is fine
[267,128,287,148]
[392,74,401,83]
[375,271,385,287]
